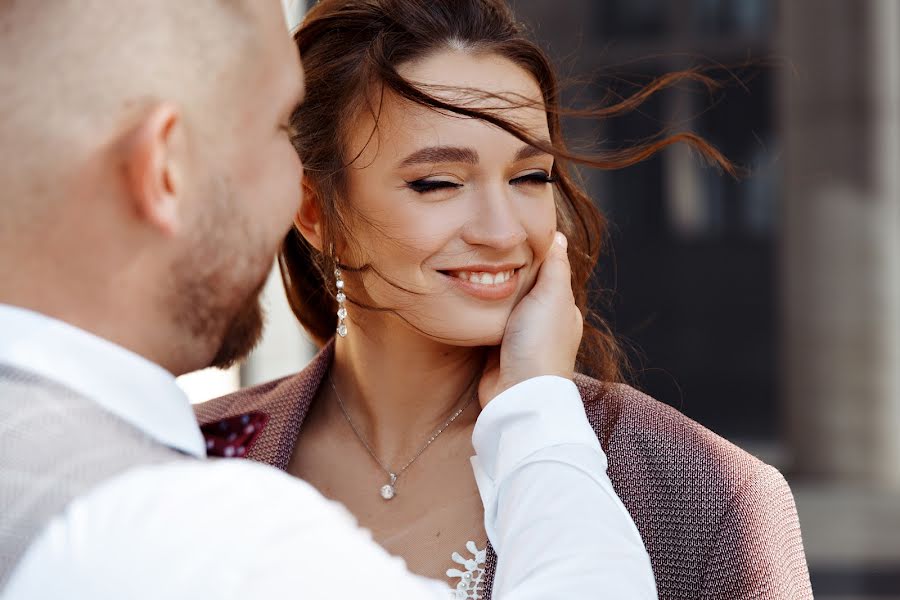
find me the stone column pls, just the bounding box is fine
[872,0,900,489]
[781,0,900,488]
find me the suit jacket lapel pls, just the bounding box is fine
[246,341,334,470]
[194,341,334,470]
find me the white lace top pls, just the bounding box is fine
[446,541,487,599]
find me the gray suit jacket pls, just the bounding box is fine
[195,340,815,600]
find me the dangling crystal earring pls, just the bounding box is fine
[334,260,348,338]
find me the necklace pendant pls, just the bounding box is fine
[380,473,397,501]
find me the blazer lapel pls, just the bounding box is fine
[244,340,334,470]
[195,341,334,470]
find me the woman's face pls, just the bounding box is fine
[341,50,557,346]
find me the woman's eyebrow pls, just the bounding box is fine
[514,144,552,162]
[398,146,479,167]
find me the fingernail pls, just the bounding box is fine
[554,232,568,249]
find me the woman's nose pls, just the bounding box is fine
[460,185,528,250]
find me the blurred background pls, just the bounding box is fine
[179,1,900,597]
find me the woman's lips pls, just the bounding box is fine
[440,268,520,300]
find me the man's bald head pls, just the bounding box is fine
[0,0,306,375]
[0,1,259,208]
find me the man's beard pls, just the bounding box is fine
[170,255,270,372]
[208,284,266,369]
[168,173,285,372]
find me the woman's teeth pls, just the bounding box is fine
[452,270,514,285]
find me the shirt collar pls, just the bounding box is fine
[0,304,207,458]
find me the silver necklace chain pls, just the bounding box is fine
[328,374,478,500]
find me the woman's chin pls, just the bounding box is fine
[419,322,507,348]
[394,304,513,347]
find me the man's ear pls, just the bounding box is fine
[119,103,184,236]
[294,176,325,251]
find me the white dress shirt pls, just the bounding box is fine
[0,304,656,599]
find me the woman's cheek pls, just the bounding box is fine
[533,225,557,266]
[536,195,558,262]
[512,226,555,300]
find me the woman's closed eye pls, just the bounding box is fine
[405,178,463,194]
[406,171,556,194]
[511,171,556,186]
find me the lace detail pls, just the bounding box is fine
[446,541,486,599]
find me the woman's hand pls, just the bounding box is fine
[478,232,583,407]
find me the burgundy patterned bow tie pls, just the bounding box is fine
[200,412,268,458]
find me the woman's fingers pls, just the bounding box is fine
[483,232,582,404]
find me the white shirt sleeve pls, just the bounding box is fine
[3,376,656,600]
[471,376,658,599]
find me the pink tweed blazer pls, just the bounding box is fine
[194,342,813,599]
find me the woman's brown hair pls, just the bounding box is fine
[280,0,733,383]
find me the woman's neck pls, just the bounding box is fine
[328,315,485,465]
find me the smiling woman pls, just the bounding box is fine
[193,0,813,598]
[297,48,560,347]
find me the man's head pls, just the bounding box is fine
[0,0,305,374]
